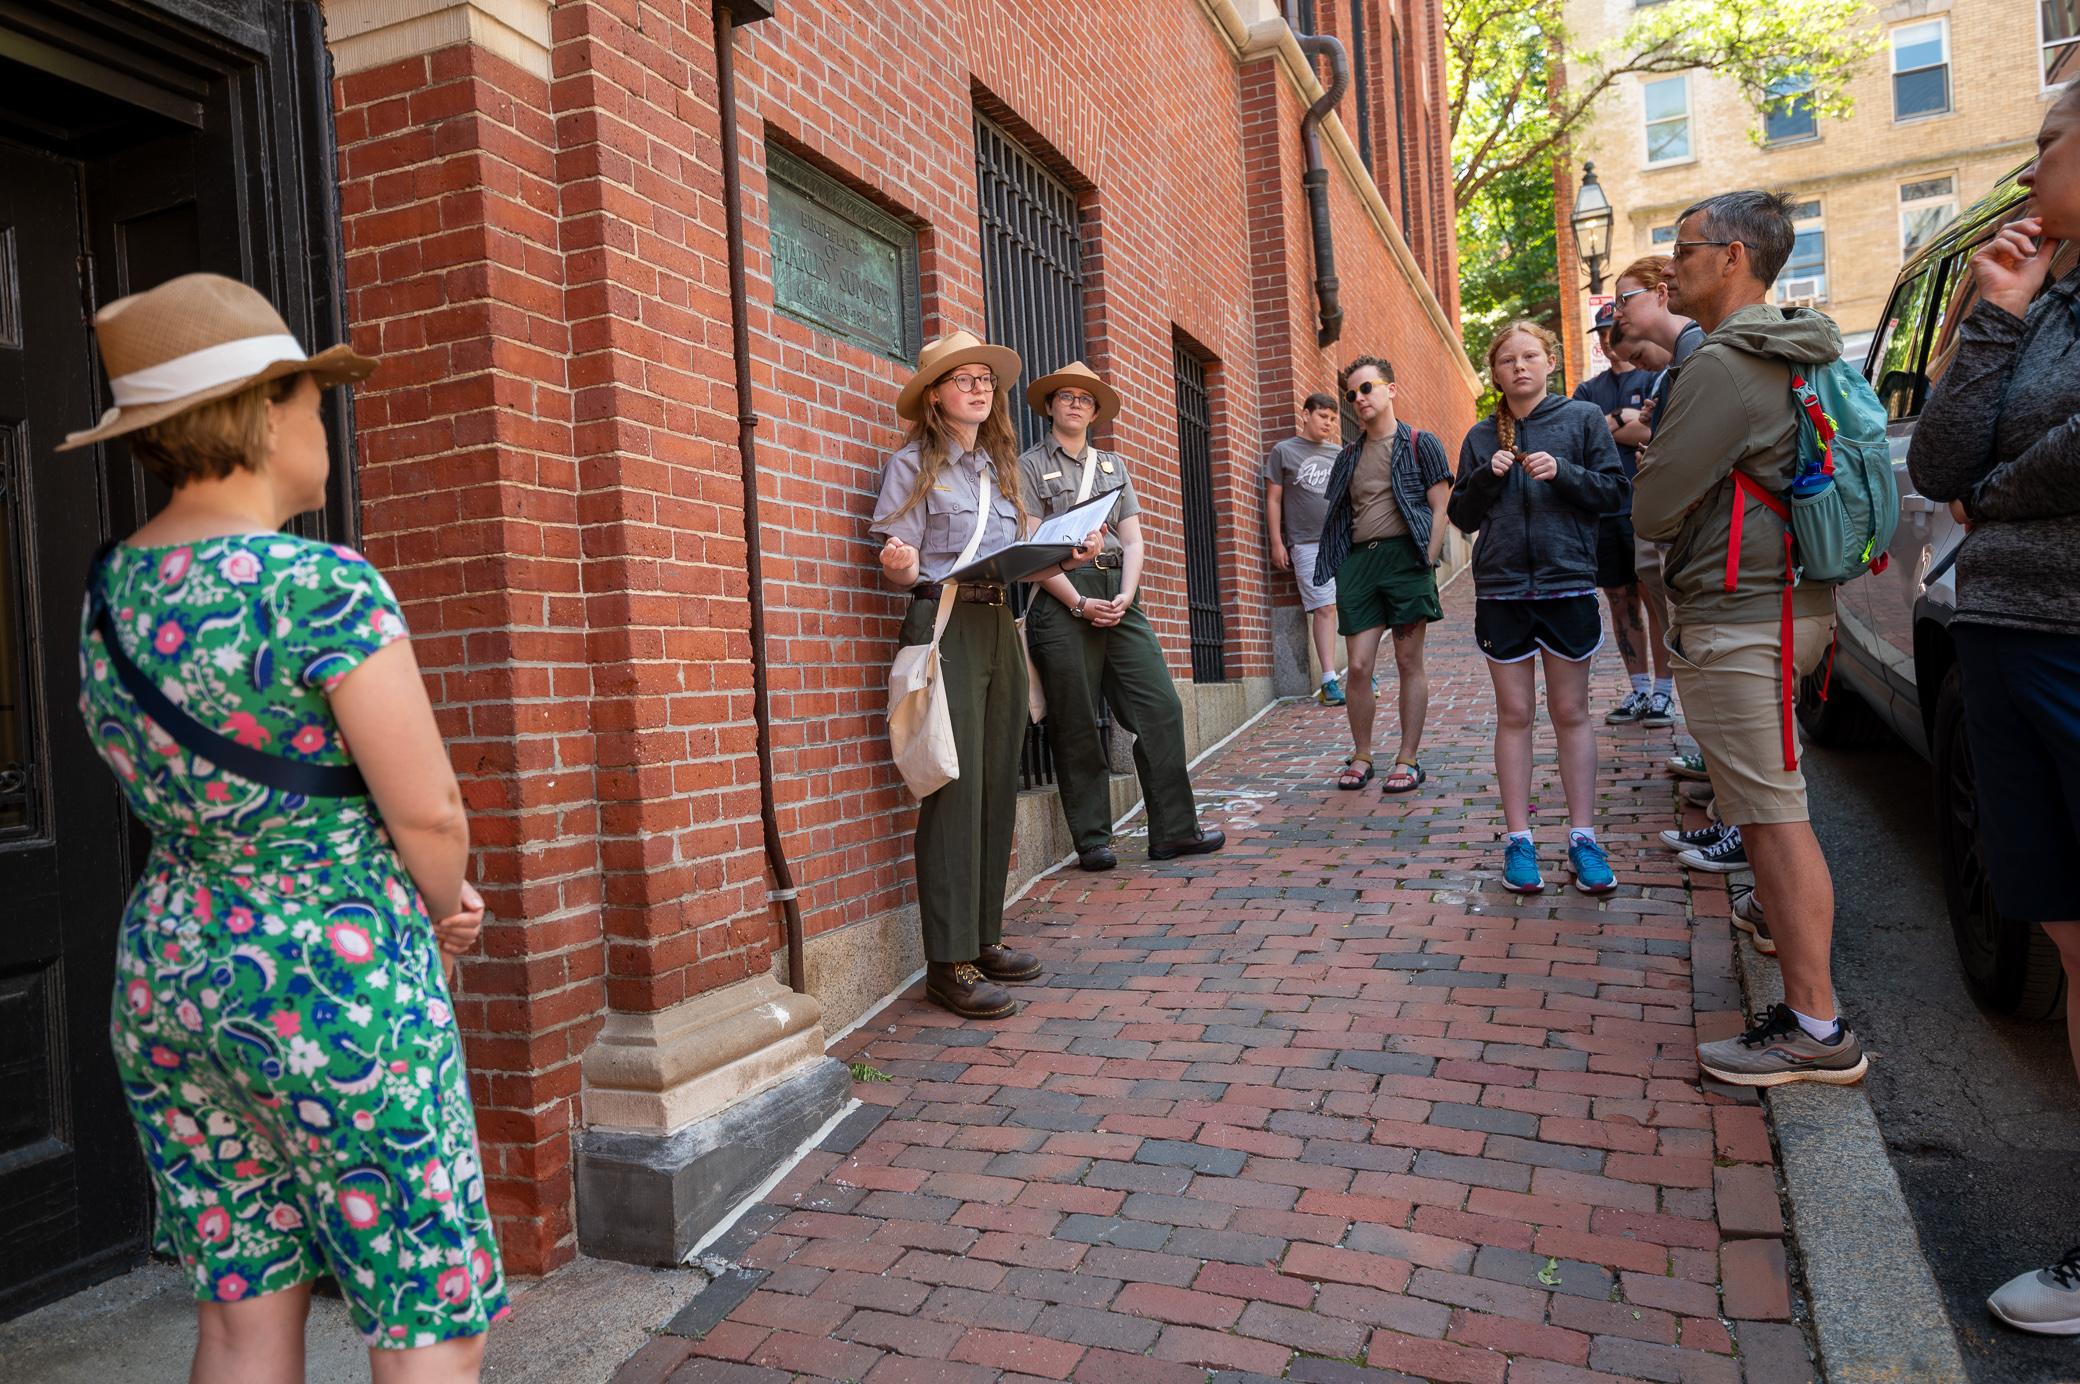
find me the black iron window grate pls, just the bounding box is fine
[974,112,1097,788]
[1173,342,1226,684]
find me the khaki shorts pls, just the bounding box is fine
[1633,535,1668,608]
[1667,615,1835,826]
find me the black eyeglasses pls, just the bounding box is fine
[1344,380,1386,402]
[1669,239,1740,261]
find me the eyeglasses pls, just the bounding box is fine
[1053,390,1096,408]
[945,372,998,394]
[1669,239,1739,261]
[1344,380,1386,402]
[1615,286,1651,305]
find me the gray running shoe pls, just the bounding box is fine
[1641,691,1676,727]
[1678,780,1716,807]
[1697,1004,1867,1087]
[1988,1248,2080,1336]
[1606,691,1650,724]
[1729,885,1776,956]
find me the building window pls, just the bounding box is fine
[1892,20,1951,119]
[1774,200,1827,304]
[1762,76,1817,144]
[1900,175,1959,258]
[1650,224,1677,246]
[2045,0,2079,87]
[1172,339,1227,684]
[1643,75,1692,165]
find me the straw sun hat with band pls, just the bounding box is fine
[894,329,1022,421]
[58,273,376,453]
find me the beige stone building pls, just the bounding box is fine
[1564,0,2073,358]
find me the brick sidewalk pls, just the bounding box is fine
[618,579,1812,1384]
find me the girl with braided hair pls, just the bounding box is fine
[1448,321,1630,895]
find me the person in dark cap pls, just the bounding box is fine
[1573,302,1664,725]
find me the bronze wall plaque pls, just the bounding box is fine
[767,146,920,363]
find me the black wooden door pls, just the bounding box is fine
[0,140,147,1324]
[0,0,353,1320]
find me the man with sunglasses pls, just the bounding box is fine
[1019,361,1222,873]
[1632,191,1865,1090]
[1310,355,1453,794]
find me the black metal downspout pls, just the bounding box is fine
[1390,24,1412,234]
[1287,7,1350,348]
[714,3,807,996]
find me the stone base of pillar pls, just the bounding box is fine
[575,971,848,1266]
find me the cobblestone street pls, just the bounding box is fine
[617,578,1809,1384]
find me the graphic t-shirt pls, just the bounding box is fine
[1260,435,1341,545]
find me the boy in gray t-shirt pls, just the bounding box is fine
[1264,392,1347,703]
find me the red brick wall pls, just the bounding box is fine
[330,0,1469,1275]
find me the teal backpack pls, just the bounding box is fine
[1784,359,1900,584]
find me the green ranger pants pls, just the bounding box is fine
[1024,566,1200,853]
[901,595,1025,964]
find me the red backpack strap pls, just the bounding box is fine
[1729,471,1799,772]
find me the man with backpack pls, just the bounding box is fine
[1634,190,1874,1089]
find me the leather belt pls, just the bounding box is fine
[1089,552,1123,570]
[913,581,1007,606]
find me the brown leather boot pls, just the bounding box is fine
[975,943,1042,984]
[925,961,1020,1019]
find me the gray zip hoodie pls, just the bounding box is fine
[1633,305,1844,625]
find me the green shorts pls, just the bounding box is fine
[1335,536,1442,636]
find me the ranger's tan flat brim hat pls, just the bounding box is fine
[895,329,1022,421]
[1026,360,1120,425]
[58,272,377,451]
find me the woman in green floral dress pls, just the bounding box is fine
[65,274,504,1382]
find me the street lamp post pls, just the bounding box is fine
[1570,161,1615,295]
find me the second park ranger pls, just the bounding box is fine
[1018,361,1224,872]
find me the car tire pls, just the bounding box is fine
[1933,666,2068,1020]
[1794,660,1888,748]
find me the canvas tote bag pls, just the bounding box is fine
[888,471,994,799]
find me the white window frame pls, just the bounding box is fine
[1774,200,1828,306]
[1890,18,1952,121]
[2044,0,2080,91]
[1899,175,1959,260]
[1642,74,1693,167]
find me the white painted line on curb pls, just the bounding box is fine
[686,1095,862,1264]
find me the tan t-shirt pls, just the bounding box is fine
[1350,434,1408,543]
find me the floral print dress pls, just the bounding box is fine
[78,534,507,1349]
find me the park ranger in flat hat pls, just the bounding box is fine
[1018,361,1223,872]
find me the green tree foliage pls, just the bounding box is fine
[1445,0,1881,387]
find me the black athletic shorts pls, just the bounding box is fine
[1475,595,1603,664]
[1596,516,1637,589]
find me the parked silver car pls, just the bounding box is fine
[1804,165,2077,1019]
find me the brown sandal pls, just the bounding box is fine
[1336,755,1375,790]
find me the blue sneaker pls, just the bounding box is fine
[1316,674,1346,707]
[1501,836,1544,894]
[1568,834,1617,895]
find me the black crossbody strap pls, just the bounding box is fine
[88,542,369,798]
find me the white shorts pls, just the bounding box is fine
[1290,541,1337,613]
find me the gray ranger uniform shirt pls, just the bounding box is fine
[1261,435,1340,546]
[1018,436,1141,559]
[870,440,1025,583]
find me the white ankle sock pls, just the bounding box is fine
[1507,830,1533,844]
[1653,677,1674,698]
[1789,1006,1841,1043]
[1630,674,1650,695]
